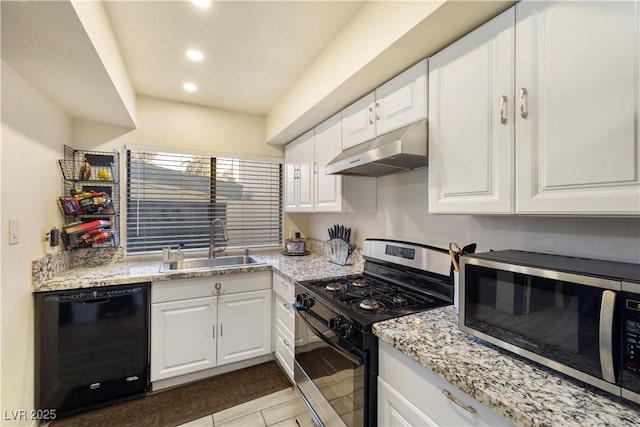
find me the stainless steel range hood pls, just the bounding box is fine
[325,119,427,177]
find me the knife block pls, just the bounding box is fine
[329,239,351,265]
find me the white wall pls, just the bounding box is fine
[71,0,136,125]
[287,168,640,264]
[1,61,71,426]
[73,95,283,159]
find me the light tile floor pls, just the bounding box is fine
[177,387,311,427]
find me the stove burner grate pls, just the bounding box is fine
[351,279,369,288]
[325,282,344,292]
[359,298,382,311]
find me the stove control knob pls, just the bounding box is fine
[295,293,314,309]
[328,317,343,330]
[339,324,353,339]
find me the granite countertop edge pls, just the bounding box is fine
[373,308,640,427]
[32,250,364,292]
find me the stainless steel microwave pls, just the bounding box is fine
[459,250,640,403]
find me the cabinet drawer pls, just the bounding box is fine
[274,294,295,338]
[379,341,513,426]
[152,278,215,303]
[272,271,294,301]
[215,271,271,294]
[274,324,294,382]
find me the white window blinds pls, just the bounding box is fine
[126,149,282,254]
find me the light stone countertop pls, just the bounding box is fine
[373,307,640,427]
[32,250,364,292]
[35,249,640,427]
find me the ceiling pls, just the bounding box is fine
[104,1,366,115]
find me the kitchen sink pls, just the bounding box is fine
[160,255,264,272]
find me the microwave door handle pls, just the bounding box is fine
[295,309,363,365]
[599,290,616,383]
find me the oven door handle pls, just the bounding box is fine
[295,306,364,365]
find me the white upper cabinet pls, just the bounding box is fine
[314,113,344,211]
[285,114,376,213]
[342,60,428,150]
[284,130,315,212]
[428,8,515,214]
[429,1,640,216]
[515,0,640,215]
[342,92,377,150]
[376,60,428,135]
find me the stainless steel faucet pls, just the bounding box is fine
[209,218,229,258]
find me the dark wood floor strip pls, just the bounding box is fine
[51,361,290,427]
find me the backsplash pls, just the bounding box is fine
[32,251,72,283]
[32,247,125,283]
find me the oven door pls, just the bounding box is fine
[294,306,365,427]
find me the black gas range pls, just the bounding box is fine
[293,239,454,427]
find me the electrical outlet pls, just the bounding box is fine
[9,219,19,245]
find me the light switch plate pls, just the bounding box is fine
[9,219,19,245]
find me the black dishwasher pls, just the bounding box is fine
[35,283,150,418]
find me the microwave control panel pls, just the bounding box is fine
[622,293,640,392]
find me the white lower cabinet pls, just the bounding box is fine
[217,289,272,366]
[151,296,217,381]
[378,377,433,427]
[272,271,305,383]
[378,341,513,427]
[151,272,272,382]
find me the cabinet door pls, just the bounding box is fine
[515,1,640,215]
[151,296,217,381]
[284,131,314,212]
[342,92,376,150]
[376,59,428,135]
[314,113,343,212]
[296,130,315,212]
[284,142,298,211]
[217,289,272,366]
[428,8,515,214]
[378,378,435,427]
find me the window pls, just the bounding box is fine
[126,149,282,254]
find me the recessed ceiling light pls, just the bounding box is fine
[186,49,204,62]
[183,82,198,92]
[191,0,211,9]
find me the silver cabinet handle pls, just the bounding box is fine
[499,95,507,124]
[600,290,616,383]
[220,324,223,337]
[283,338,290,348]
[214,282,225,295]
[519,88,528,119]
[375,101,381,121]
[283,302,291,310]
[368,105,374,125]
[442,389,476,413]
[212,324,215,339]
[313,162,317,175]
